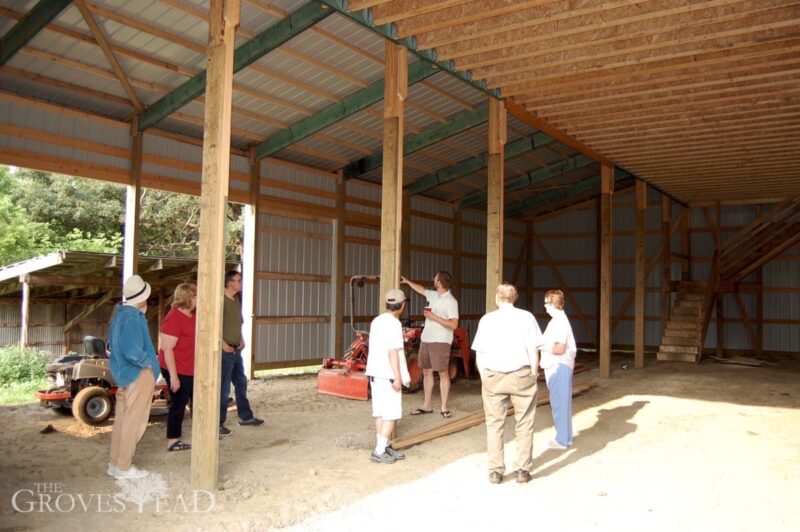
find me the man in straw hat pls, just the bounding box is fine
[107,274,160,480]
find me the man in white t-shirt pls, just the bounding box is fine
[472,283,542,484]
[401,271,459,418]
[365,288,411,464]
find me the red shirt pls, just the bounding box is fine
[158,308,196,376]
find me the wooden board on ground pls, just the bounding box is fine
[709,356,776,367]
[391,380,592,450]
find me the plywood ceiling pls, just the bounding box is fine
[357,0,800,205]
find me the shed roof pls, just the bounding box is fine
[1,0,797,213]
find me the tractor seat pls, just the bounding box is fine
[83,336,108,358]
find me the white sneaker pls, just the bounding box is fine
[547,439,568,450]
[107,463,148,480]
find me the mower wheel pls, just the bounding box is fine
[73,386,113,425]
[403,351,422,394]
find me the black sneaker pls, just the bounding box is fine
[239,417,264,426]
[219,426,233,438]
[369,451,396,464]
[386,445,405,460]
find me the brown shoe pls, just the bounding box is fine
[515,469,531,483]
[488,471,503,484]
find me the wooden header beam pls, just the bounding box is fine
[139,1,332,131]
[342,102,488,179]
[0,0,72,67]
[257,59,438,159]
[407,132,552,195]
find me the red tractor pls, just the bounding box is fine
[317,275,471,401]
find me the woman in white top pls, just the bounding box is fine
[538,289,577,450]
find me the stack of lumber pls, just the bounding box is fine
[391,381,592,450]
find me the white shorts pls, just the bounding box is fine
[370,378,402,421]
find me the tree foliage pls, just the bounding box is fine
[0,166,243,266]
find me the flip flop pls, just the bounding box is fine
[410,408,433,415]
[168,440,191,452]
[440,410,453,419]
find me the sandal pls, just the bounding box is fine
[410,408,433,415]
[440,410,453,419]
[168,440,191,452]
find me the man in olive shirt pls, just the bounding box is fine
[220,271,263,437]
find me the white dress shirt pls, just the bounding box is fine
[472,303,543,373]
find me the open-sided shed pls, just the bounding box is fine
[1,0,798,487]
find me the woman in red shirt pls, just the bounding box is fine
[158,282,197,451]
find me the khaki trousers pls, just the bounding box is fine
[481,366,538,474]
[109,368,154,470]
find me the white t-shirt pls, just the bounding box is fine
[365,312,405,381]
[538,310,577,370]
[471,303,543,373]
[421,289,459,344]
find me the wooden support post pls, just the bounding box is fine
[485,98,506,310]
[661,195,672,334]
[20,275,30,348]
[241,148,260,378]
[754,205,763,358]
[191,0,239,491]
[680,207,691,281]
[526,222,533,310]
[123,120,143,282]
[332,172,345,358]
[379,42,406,306]
[452,203,462,302]
[401,188,412,303]
[635,180,647,369]
[715,202,724,357]
[599,164,614,378]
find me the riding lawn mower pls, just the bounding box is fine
[317,275,471,401]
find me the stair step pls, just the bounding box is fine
[678,293,705,302]
[673,306,701,317]
[664,328,699,338]
[671,314,701,323]
[667,321,700,330]
[661,335,698,346]
[657,351,698,363]
[659,344,699,354]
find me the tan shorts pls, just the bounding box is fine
[419,342,451,372]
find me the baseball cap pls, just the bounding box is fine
[385,288,406,304]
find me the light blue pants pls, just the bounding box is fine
[545,363,573,446]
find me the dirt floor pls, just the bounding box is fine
[1,354,799,531]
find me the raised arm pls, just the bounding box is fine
[399,275,426,297]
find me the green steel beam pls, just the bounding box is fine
[318,0,501,99]
[139,1,333,131]
[0,0,72,66]
[506,170,628,217]
[460,154,595,208]
[342,102,488,179]
[257,59,438,159]
[406,133,553,196]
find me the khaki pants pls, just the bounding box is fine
[481,366,538,474]
[109,368,154,470]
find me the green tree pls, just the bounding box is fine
[1,166,243,264]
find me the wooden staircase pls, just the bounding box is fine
[657,197,800,364]
[657,283,706,362]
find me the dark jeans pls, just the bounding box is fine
[161,369,194,440]
[220,349,254,425]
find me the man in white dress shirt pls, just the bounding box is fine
[472,283,542,484]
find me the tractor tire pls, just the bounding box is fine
[72,386,113,426]
[403,350,422,394]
